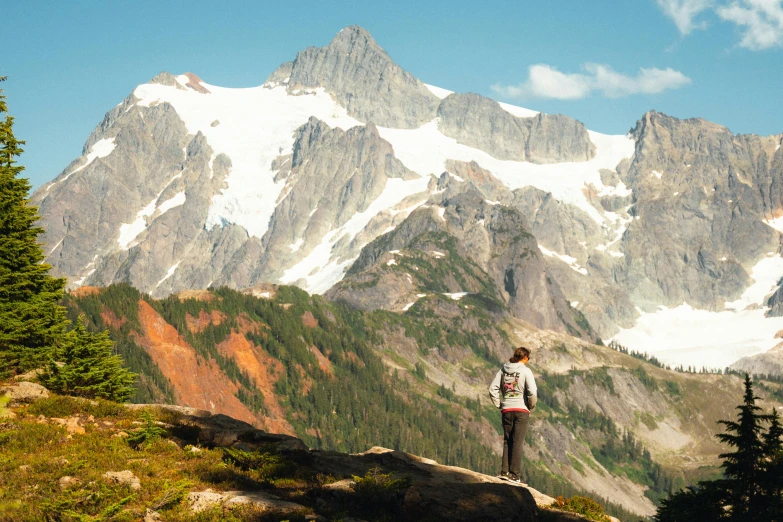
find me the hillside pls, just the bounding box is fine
[0,390,623,522]
[60,284,783,519]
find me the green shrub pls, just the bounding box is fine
[27,395,128,419]
[351,466,412,521]
[126,410,166,448]
[551,496,611,522]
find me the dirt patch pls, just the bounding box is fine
[309,345,333,376]
[100,308,127,330]
[185,310,226,334]
[183,72,211,94]
[70,286,101,297]
[176,289,214,302]
[216,330,296,435]
[343,351,366,368]
[132,300,258,427]
[302,311,319,329]
[236,313,267,336]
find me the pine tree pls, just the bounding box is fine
[759,407,783,520]
[717,374,769,520]
[40,317,136,402]
[0,77,70,376]
[655,481,727,522]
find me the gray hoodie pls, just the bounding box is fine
[489,362,537,412]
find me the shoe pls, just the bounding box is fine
[507,475,527,486]
[497,472,510,481]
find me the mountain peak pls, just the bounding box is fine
[331,25,379,49]
[279,26,439,128]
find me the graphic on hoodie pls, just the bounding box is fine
[501,369,522,398]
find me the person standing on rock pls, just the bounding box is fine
[489,346,537,485]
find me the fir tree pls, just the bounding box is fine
[759,407,783,520]
[0,77,69,376]
[655,481,727,522]
[40,317,136,402]
[717,374,769,520]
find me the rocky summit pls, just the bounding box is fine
[32,25,783,370]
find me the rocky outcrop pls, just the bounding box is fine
[328,183,599,341]
[32,95,242,297]
[0,381,50,406]
[619,111,783,312]
[220,117,419,288]
[730,343,783,376]
[436,93,595,163]
[274,26,440,128]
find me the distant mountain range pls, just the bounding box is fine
[33,25,783,371]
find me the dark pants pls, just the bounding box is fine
[501,410,529,478]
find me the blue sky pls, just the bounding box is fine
[3,0,783,190]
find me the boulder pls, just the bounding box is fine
[103,470,141,490]
[1,382,49,406]
[187,489,308,513]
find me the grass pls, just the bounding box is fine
[568,455,586,475]
[0,395,319,521]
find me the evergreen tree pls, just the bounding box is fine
[655,481,728,522]
[759,408,783,520]
[40,317,136,402]
[717,374,769,520]
[0,77,69,376]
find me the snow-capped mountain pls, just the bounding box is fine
[33,26,783,370]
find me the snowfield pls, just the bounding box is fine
[612,254,783,369]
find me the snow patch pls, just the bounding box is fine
[289,238,304,252]
[431,251,446,259]
[156,262,181,288]
[764,216,783,233]
[485,199,501,206]
[497,101,539,119]
[48,237,64,255]
[378,124,634,226]
[402,302,416,311]
[446,171,464,182]
[156,191,186,214]
[279,177,430,293]
[652,170,663,179]
[538,245,588,275]
[424,83,453,100]
[386,259,397,266]
[444,292,470,300]
[117,173,185,250]
[570,301,580,308]
[725,254,783,311]
[613,254,783,369]
[133,81,362,239]
[58,138,117,184]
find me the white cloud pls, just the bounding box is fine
[717,0,783,50]
[656,0,716,34]
[491,63,692,100]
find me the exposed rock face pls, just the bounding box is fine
[220,117,419,288]
[730,343,783,375]
[328,182,598,341]
[437,93,595,163]
[0,381,50,406]
[620,111,783,312]
[274,25,440,128]
[32,97,243,297]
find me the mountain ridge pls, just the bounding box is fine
[32,24,783,373]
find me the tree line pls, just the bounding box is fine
[0,78,135,401]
